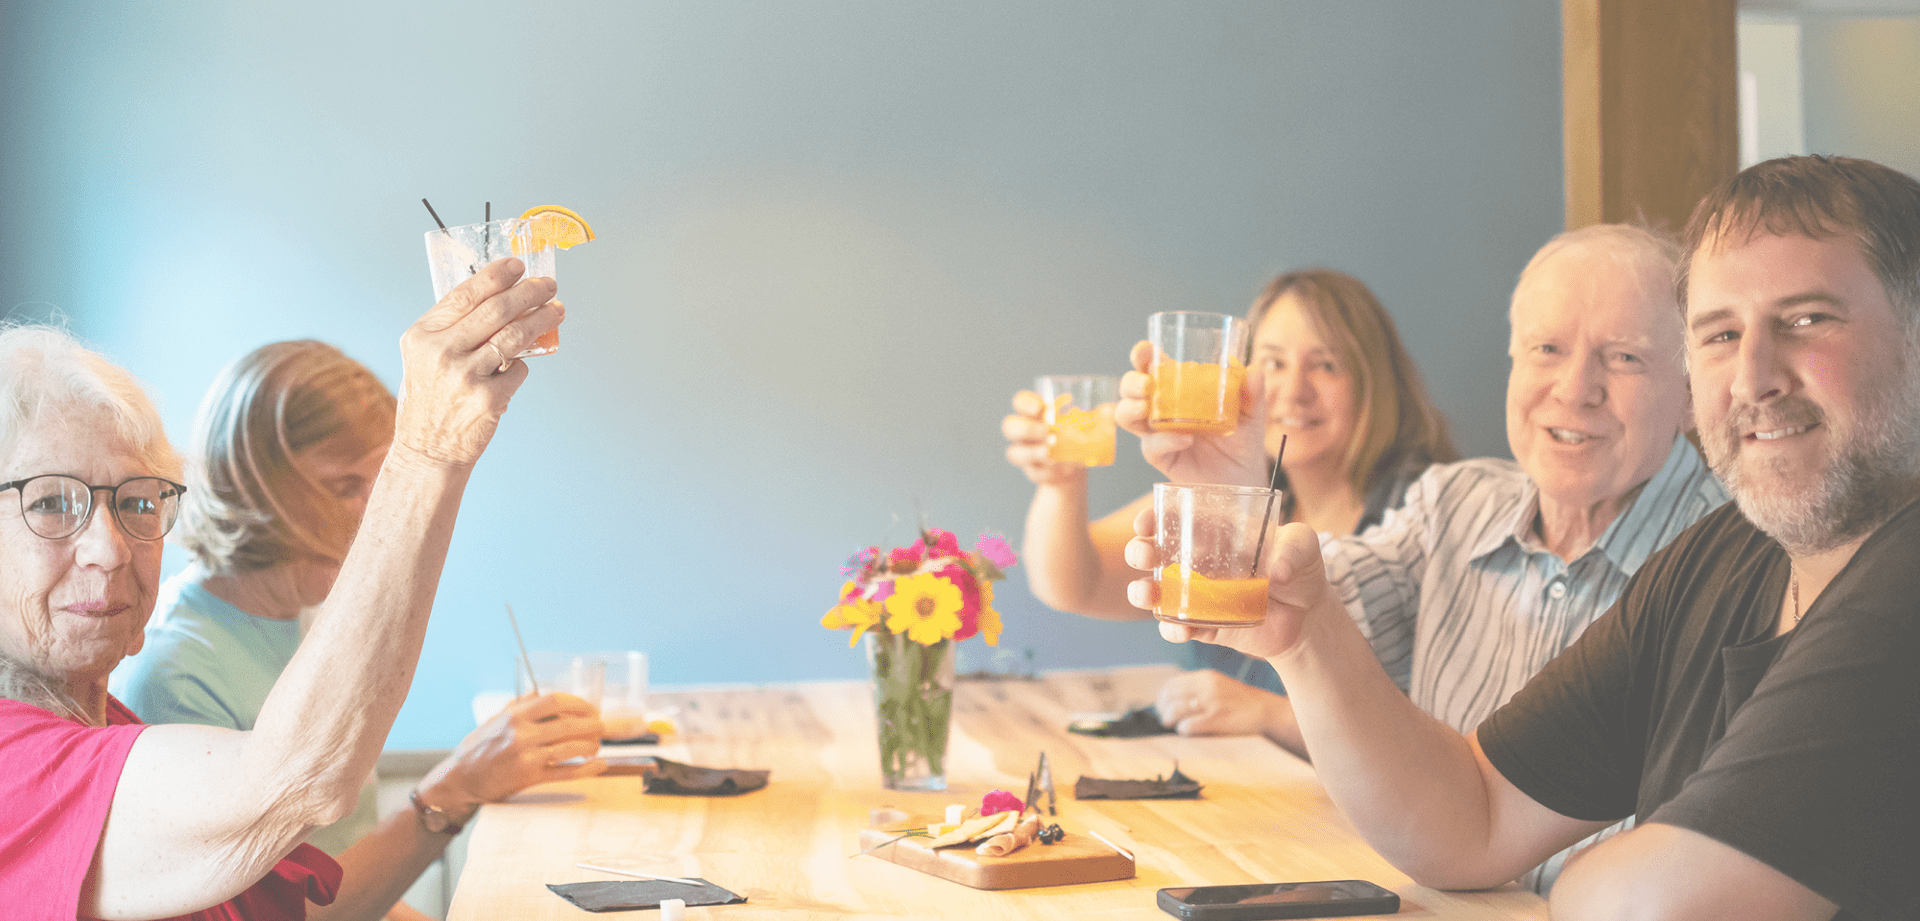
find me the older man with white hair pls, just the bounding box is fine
[1120,222,1729,890]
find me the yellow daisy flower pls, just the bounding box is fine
[821,598,884,647]
[883,572,964,646]
[976,581,1003,646]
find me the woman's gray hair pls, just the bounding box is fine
[0,324,176,724]
[0,324,181,481]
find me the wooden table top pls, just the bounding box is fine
[446,666,1546,920]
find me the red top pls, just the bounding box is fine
[0,696,342,921]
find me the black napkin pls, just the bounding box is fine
[602,731,660,745]
[1074,766,1202,800]
[1067,704,1173,738]
[546,879,746,912]
[642,757,770,796]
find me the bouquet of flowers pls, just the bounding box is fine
[821,527,1018,648]
[822,527,1017,790]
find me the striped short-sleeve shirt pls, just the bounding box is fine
[1323,436,1729,892]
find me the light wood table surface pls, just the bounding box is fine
[446,666,1545,920]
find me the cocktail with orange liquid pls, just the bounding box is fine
[1155,564,1268,626]
[1152,482,1280,628]
[1147,312,1248,435]
[1037,375,1119,467]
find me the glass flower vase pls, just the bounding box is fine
[866,632,956,791]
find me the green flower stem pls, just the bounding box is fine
[870,633,955,790]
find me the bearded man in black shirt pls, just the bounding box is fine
[1132,155,1920,921]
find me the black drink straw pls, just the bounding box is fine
[1247,434,1287,577]
[421,198,449,231]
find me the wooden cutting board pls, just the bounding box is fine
[857,818,1135,890]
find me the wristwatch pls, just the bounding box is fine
[409,788,469,836]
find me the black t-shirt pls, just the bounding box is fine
[1480,500,1920,920]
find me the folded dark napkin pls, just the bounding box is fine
[547,879,746,912]
[1067,704,1173,738]
[642,757,770,796]
[1074,766,1203,800]
[602,731,660,745]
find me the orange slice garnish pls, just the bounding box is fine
[520,205,595,250]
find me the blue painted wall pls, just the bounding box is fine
[0,1,1562,747]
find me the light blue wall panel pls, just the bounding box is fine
[0,1,1561,747]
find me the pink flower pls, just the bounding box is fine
[888,543,924,573]
[925,527,962,559]
[981,789,1025,816]
[869,579,896,605]
[935,564,982,640]
[975,534,1017,570]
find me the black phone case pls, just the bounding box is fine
[1156,881,1401,920]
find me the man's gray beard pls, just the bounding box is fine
[1706,361,1920,556]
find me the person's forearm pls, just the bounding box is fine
[306,807,456,921]
[1267,601,1517,888]
[1259,693,1308,759]
[90,459,474,919]
[1022,479,1146,620]
[248,456,472,822]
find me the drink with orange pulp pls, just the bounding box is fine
[1147,311,1248,435]
[1151,481,1280,629]
[1154,563,1267,626]
[1149,357,1245,434]
[1051,403,1116,465]
[1037,375,1119,467]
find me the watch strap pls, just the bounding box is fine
[409,788,467,836]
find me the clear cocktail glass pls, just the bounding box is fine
[1152,482,1280,628]
[1147,311,1248,435]
[425,219,558,357]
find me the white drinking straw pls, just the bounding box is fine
[574,862,703,886]
[1087,829,1135,862]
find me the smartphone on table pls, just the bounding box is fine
[1157,880,1401,920]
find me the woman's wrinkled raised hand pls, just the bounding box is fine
[425,691,607,810]
[1003,390,1085,486]
[392,257,565,470]
[1124,504,1329,661]
[1114,340,1269,488]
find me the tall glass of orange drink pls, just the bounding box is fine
[1152,482,1280,628]
[425,219,559,358]
[1037,375,1119,467]
[1147,311,1248,435]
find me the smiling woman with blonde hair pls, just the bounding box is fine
[1003,268,1455,753]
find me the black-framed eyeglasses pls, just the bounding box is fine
[0,474,188,542]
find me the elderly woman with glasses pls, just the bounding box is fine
[0,258,559,920]
[112,338,604,921]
